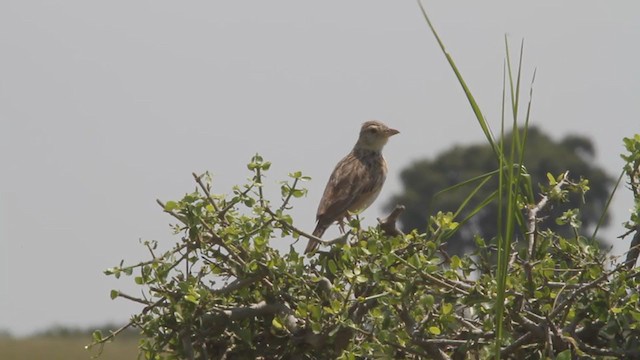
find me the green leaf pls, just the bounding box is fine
[92,330,103,342]
[292,189,306,198]
[184,294,200,304]
[308,304,321,321]
[422,294,435,307]
[272,317,284,330]
[408,253,422,267]
[450,255,461,269]
[110,290,119,300]
[344,268,354,279]
[428,326,441,335]
[164,201,178,211]
[328,260,338,274]
[442,302,453,315]
[556,350,572,360]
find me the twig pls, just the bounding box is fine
[88,297,166,348]
[219,183,255,218]
[279,177,299,211]
[211,274,266,296]
[195,218,247,266]
[191,173,229,252]
[624,227,640,269]
[254,163,266,209]
[454,315,482,333]
[412,338,452,360]
[116,291,152,306]
[85,322,135,351]
[385,339,434,359]
[144,241,157,259]
[214,300,300,333]
[421,338,490,346]
[192,172,220,212]
[377,204,405,237]
[526,171,569,261]
[156,199,188,224]
[393,254,472,295]
[264,207,350,246]
[548,265,623,320]
[569,331,626,357]
[347,324,433,358]
[500,331,535,357]
[523,172,570,298]
[545,281,586,289]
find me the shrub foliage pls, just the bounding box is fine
[90,137,640,359]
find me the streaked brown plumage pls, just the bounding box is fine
[305,120,399,254]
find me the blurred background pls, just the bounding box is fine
[1,1,638,356]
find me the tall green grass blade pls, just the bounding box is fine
[416,0,499,159]
[416,3,537,357]
[451,175,495,219]
[519,68,537,202]
[434,169,499,198]
[494,62,508,357]
[455,189,499,229]
[591,169,625,240]
[495,38,534,359]
[505,37,525,121]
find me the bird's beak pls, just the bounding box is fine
[386,128,400,137]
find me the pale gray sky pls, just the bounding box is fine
[1,1,638,336]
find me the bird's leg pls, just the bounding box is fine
[338,219,346,234]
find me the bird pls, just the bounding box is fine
[304,120,399,254]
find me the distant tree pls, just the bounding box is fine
[387,127,614,255]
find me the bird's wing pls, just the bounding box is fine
[316,153,379,224]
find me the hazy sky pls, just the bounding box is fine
[1,1,639,336]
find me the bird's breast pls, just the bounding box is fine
[348,155,387,213]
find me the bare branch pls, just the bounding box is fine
[412,338,452,360]
[192,172,220,212]
[156,199,188,224]
[211,274,266,296]
[264,207,350,246]
[213,301,300,333]
[116,291,152,306]
[526,171,569,261]
[501,331,536,357]
[548,265,628,320]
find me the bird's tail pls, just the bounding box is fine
[304,223,328,254]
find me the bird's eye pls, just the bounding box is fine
[367,127,378,133]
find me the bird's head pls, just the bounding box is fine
[355,120,399,152]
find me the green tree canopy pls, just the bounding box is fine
[387,127,614,255]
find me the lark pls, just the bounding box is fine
[305,121,399,254]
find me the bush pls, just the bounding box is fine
[89,142,640,359]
